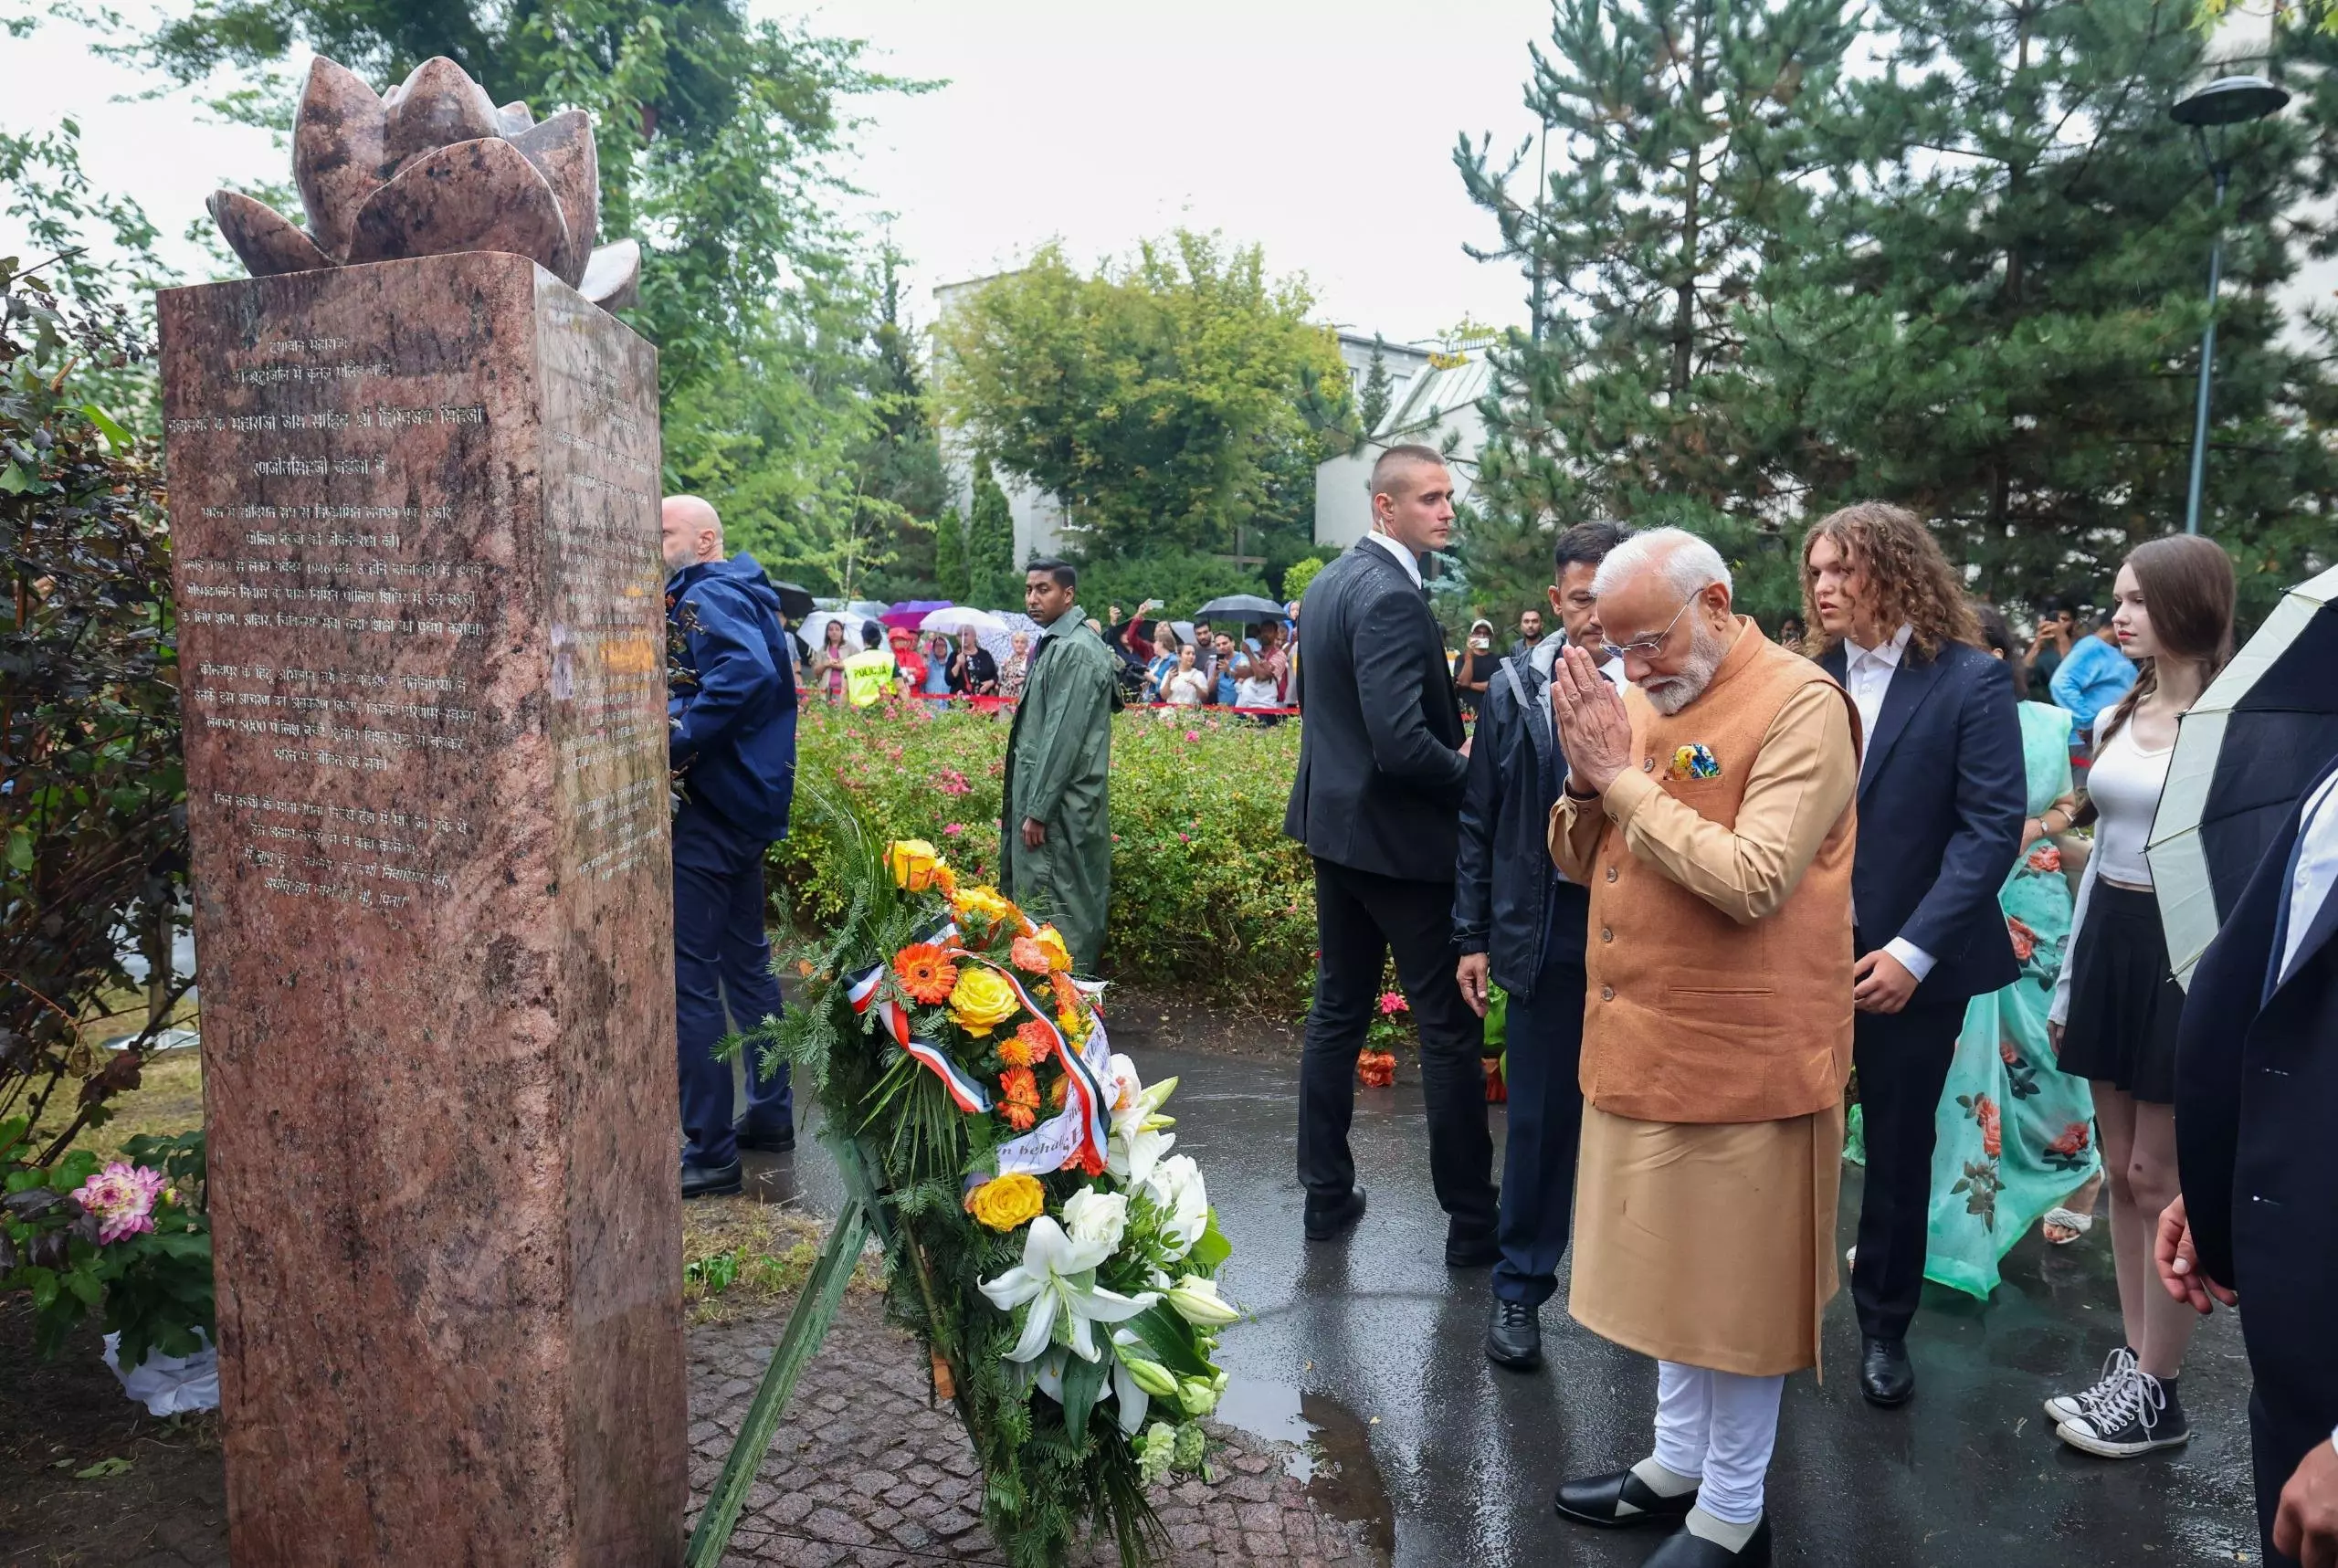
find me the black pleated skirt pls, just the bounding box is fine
[2057,882,2185,1105]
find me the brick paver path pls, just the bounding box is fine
[690,1295,1384,1568]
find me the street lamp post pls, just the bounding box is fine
[2171,74,2290,535]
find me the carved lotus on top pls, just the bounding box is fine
[209,55,640,309]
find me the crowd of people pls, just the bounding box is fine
[1283,445,2335,1568]
[654,468,2335,1568]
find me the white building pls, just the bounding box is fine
[1312,329,1498,550]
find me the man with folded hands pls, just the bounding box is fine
[1544,527,1860,1568]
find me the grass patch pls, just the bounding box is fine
[20,1046,205,1168]
[680,1195,885,1325]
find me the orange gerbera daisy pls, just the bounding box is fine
[1001,1100,1038,1132]
[998,1066,1041,1131]
[1010,935,1052,975]
[893,942,959,1005]
[1047,1072,1069,1110]
[1050,973,1082,1016]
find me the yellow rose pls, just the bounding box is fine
[953,883,1018,927]
[888,839,943,891]
[946,965,1021,1037]
[1031,924,1073,973]
[965,1173,1046,1232]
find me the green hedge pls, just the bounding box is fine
[772,700,1314,1014]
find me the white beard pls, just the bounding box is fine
[1638,616,1727,715]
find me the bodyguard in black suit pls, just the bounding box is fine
[2170,752,2338,1568]
[1283,444,1498,1258]
[1806,506,2026,1407]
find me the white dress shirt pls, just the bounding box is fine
[2281,767,2338,984]
[1362,529,1424,588]
[1843,623,1935,983]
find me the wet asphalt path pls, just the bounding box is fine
[751,1038,2264,1568]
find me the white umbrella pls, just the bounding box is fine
[799,609,870,658]
[918,605,1010,637]
[2149,563,2338,986]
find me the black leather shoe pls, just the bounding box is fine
[1486,1297,1542,1371]
[1860,1335,1914,1407]
[1446,1225,1501,1268]
[681,1159,742,1200]
[1553,1468,1698,1530]
[735,1122,795,1153]
[1643,1515,1773,1565]
[1303,1184,1366,1242]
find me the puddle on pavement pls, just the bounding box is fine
[1213,1379,1395,1559]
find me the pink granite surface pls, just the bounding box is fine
[158,251,683,1566]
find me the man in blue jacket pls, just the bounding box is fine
[663,495,797,1199]
[1455,520,1627,1371]
[2049,611,2138,742]
[1808,503,2026,1408]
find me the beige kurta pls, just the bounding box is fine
[1553,681,1859,1376]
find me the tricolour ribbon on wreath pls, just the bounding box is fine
[959,958,1114,1177]
[847,937,993,1114]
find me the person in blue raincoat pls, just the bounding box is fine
[662,495,796,1199]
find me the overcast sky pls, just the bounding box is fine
[1,0,1555,343]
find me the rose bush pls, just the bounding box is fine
[774,699,1315,1014]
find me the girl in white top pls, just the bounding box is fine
[2041,535,2235,1463]
[1160,644,1210,708]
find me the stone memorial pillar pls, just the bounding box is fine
[159,250,685,1565]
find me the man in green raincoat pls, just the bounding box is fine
[1001,558,1118,973]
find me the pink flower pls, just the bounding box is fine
[71,1162,168,1245]
[1377,990,1407,1016]
[943,823,965,837]
[935,769,971,796]
[1178,832,1190,842]
[1185,731,1200,742]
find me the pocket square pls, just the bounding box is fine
[1669,742,1722,781]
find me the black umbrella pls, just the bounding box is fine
[2149,563,2338,984]
[1193,594,1286,622]
[769,580,817,621]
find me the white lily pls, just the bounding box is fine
[979,1216,1159,1363]
[1110,1328,1167,1435]
[1164,1273,1241,1327]
[1143,1154,1209,1259]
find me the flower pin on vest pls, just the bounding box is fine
[1669,742,1722,782]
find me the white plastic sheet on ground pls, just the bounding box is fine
[102,1329,219,1415]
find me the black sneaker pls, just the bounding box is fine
[1487,1297,1542,1371]
[2044,1345,2136,1426]
[2056,1369,2189,1458]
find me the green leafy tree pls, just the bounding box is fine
[933,503,970,602]
[1756,0,2338,622]
[854,247,950,597]
[964,456,1017,608]
[938,230,1357,561]
[1459,0,1856,619]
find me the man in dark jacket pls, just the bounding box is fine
[663,495,797,1200]
[1807,503,2026,1407]
[1283,443,1496,1259]
[1456,521,1627,1370]
[2165,751,2338,1568]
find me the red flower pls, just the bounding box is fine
[2000,1037,2020,1067]
[1484,1060,1508,1104]
[2046,1121,2091,1157]
[2006,916,2039,963]
[2027,843,2063,873]
[1975,1095,2002,1158]
[1376,990,1407,1017]
[1357,1049,1396,1088]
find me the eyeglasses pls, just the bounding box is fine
[1601,594,1696,662]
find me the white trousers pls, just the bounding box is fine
[1652,1360,1785,1526]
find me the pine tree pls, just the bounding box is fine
[1459,0,1856,620]
[1358,336,1394,440]
[934,500,969,601]
[966,457,1018,609]
[1757,0,2338,621]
